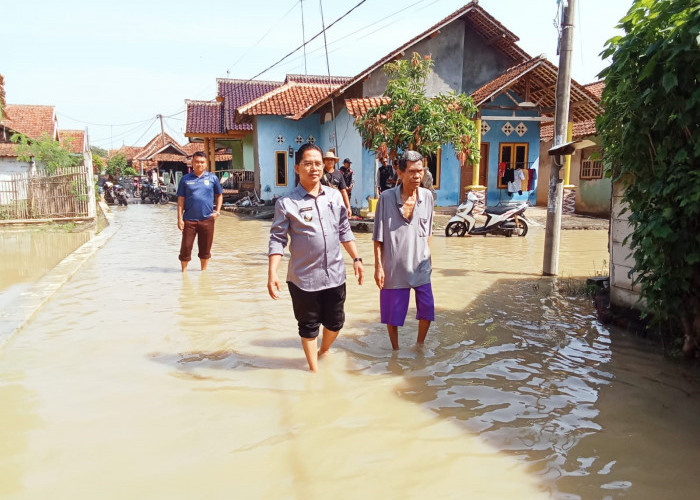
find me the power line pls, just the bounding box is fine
[248,0,369,81]
[57,112,155,128]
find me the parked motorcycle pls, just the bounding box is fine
[104,181,128,207]
[141,182,169,204]
[445,191,530,237]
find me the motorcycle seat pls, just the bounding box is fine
[485,205,517,215]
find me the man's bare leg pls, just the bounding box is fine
[301,337,319,372]
[386,325,399,350]
[200,258,209,271]
[318,327,339,358]
[181,260,188,272]
[417,319,431,345]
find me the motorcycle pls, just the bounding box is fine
[445,191,531,237]
[141,182,169,204]
[104,181,128,207]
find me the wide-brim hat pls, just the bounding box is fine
[323,151,339,160]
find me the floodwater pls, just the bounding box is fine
[0,205,698,499]
[0,228,92,311]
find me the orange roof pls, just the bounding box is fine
[0,104,57,140]
[540,119,598,141]
[59,129,86,154]
[345,97,391,118]
[135,132,187,160]
[109,145,143,160]
[584,81,604,101]
[236,82,341,121]
[0,143,17,157]
[471,56,601,122]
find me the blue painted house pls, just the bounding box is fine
[234,1,599,209]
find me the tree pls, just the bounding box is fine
[91,145,108,158]
[597,0,700,356]
[12,132,80,173]
[0,74,5,121]
[105,152,127,178]
[93,155,105,174]
[355,52,480,166]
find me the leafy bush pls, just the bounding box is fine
[597,0,700,356]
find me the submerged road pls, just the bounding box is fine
[0,204,699,499]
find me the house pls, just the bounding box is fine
[59,128,94,175]
[231,1,598,209]
[0,104,59,176]
[185,78,282,174]
[538,81,609,216]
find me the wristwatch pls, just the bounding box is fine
[353,257,363,263]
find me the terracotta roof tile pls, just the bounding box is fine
[0,143,17,157]
[0,104,57,140]
[59,129,86,154]
[345,97,391,118]
[109,145,143,160]
[181,142,231,161]
[217,79,282,131]
[471,56,601,122]
[136,132,187,160]
[540,119,598,141]
[186,100,223,135]
[236,82,340,121]
[285,74,352,85]
[584,81,604,101]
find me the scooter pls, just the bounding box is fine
[445,191,531,237]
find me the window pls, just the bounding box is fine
[580,160,603,180]
[275,151,287,186]
[424,149,441,189]
[497,143,528,188]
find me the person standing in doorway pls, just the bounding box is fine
[372,150,435,350]
[321,151,351,212]
[268,143,364,372]
[177,151,223,272]
[377,156,393,193]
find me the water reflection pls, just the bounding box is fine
[0,205,698,500]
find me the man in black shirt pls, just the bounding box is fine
[321,151,351,211]
[377,156,394,193]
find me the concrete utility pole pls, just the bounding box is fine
[543,0,576,276]
[157,114,165,146]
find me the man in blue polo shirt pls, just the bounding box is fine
[177,151,223,272]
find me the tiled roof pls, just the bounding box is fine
[0,143,17,157]
[217,79,282,131]
[470,56,601,122]
[0,104,58,140]
[584,81,604,101]
[59,129,86,154]
[540,119,598,141]
[345,97,391,118]
[136,132,187,160]
[236,82,341,121]
[285,74,352,85]
[301,1,531,119]
[109,145,143,160]
[181,142,232,161]
[186,100,223,135]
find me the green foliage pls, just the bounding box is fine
[123,166,137,176]
[11,132,80,173]
[93,155,105,173]
[105,153,127,178]
[355,52,480,165]
[597,0,700,356]
[91,145,108,157]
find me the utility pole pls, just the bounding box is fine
[543,0,576,276]
[157,114,165,146]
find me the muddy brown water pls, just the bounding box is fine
[0,204,698,499]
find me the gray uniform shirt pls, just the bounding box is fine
[269,184,355,291]
[372,186,434,289]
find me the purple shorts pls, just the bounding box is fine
[380,283,435,326]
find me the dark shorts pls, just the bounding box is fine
[179,217,215,262]
[380,282,435,326]
[287,282,346,338]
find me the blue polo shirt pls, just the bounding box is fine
[177,171,222,221]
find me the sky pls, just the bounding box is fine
[1,0,631,151]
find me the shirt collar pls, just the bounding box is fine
[294,183,327,199]
[393,185,423,206]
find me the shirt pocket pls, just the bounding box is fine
[418,217,429,237]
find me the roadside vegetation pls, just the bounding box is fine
[597,0,699,357]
